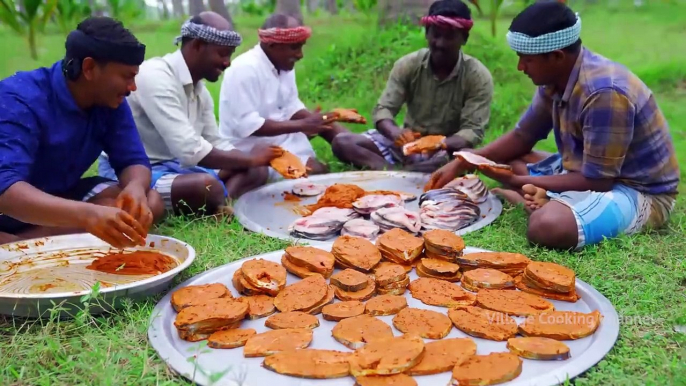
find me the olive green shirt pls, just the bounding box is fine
[372,48,494,146]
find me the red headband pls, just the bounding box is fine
[420,15,474,31]
[258,26,312,44]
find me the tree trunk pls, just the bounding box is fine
[325,0,337,14]
[189,0,206,16]
[276,0,304,24]
[28,23,38,60]
[306,0,319,14]
[171,0,184,17]
[378,0,434,26]
[160,0,170,19]
[208,0,232,23]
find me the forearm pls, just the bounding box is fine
[476,130,536,164]
[375,119,400,140]
[514,172,614,193]
[0,182,92,228]
[199,148,256,170]
[253,119,303,137]
[118,165,152,193]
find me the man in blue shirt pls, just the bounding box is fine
[0,17,164,248]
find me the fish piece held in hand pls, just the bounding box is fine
[453,151,513,173]
[329,107,368,124]
[270,148,307,179]
[402,135,446,156]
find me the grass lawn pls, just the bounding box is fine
[1,2,685,385]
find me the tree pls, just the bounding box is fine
[171,0,184,17]
[325,0,337,14]
[55,0,92,35]
[0,0,59,60]
[208,0,232,23]
[306,0,319,14]
[377,0,432,26]
[189,0,206,15]
[275,0,303,23]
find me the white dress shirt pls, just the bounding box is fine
[218,44,316,179]
[127,50,233,168]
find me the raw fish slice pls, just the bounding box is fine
[453,151,513,171]
[292,181,326,197]
[445,174,489,204]
[372,207,422,234]
[352,195,404,215]
[311,207,360,223]
[419,189,470,205]
[289,216,343,240]
[341,219,380,240]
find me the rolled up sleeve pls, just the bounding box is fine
[102,100,152,174]
[372,57,411,124]
[219,66,266,139]
[0,101,39,196]
[134,68,213,167]
[581,90,635,179]
[455,64,494,147]
[514,87,554,143]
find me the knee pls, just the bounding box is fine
[146,190,166,224]
[331,133,356,159]
[251,166,269,186]
[527,209,578,250]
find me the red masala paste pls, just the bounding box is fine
[86,251,178,275]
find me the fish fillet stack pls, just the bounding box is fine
[281,246,335,279]
[419,188,481,232]
[370,207,422,234]
[330,269,377,301]
[422,229,465,262]
[232,258,288,297]
[373,262,411,295]
[289,207,360,241]
[457,252,532,276]
[515,261,581,302]
[416,258,462,282]
[173,297,249,342]
[331,235,382,273]
[444,174,490,204]
[375,228,424,270]
[341,218,380,240]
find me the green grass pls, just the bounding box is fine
[1,2,686,385]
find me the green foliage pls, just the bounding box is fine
[55,0,92,35]
[0,0,58,59]
[106,0,144,22]
[351,0,376,12]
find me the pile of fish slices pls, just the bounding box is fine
[419,174,488,232]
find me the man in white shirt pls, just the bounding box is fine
[98,12,281,215]
[218,13,348,182]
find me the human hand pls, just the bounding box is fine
[299,107,337,135]
[393,129,421,147]
[115,186,153,235]
[443,136,469,153]
[423,158,468,191]
[252,144,284,166]
[82,205,147,249]
[477,165,518,186]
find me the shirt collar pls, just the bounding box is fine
[422,49,463,81]
[254,44,281,76]
[51,61,83,114]
[545,47,586,102]
[165,49,204,94]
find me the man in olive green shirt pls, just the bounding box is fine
[332,0,493,173]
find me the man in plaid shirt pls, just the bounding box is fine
[426,2,679,250]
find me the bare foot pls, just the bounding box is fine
[211,204,234,221]
[522,184,549,211]
[491,187,526,205]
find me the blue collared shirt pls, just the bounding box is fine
[0,61,151,197]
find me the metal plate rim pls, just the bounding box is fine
[147,247,620,386]
[0,233,197,300]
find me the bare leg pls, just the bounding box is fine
[526,200,579,250]
[491,150,554,212]
[306,157,330,175]
[331,132,392,170]
[169,173,227,216]
[508,150,553,176]
[223,166,268,198]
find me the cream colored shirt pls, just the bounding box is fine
[127,50,233,168]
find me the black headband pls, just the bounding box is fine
[64,29,146,65]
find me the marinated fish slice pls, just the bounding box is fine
[265,311,320,330]
[374,263,408,286]
[402,135,446,156]
[377,286,407,296]
[330,107,368,124]
[170,283,233,312]
[270,149,307,179]
[424,245,460,261]
[518,310,603,340]
[274,275,329,312]
[507,337,571,360]
[334,277,376,302]
[418,258,461,276]
[207,328,256,349]
[332,314,394,349]
[457,252,531,270]
[365,295,407,316]
[525,261,576,293]
[332,235,382,272]
[349,334,425,376]
[241,259,287,296]
[514,275,581,302]
[243,328,313,357]
[407,338,477,376]
[449,352,523,386]
[232,269,264,296]
[292,181,326,197]
[476,289,555,317]
[378,251,418,269]
[236,294,276,320]
[177,320,241,342]
[462,268,515,290]
[174,298,249,333]
[322,301,366,321]
[342,218,381,240]
[415,263,462,282]
[284,246,335,275]
[355,374,418,386]
[453,151,513,171]
[423,229,465,255]
[392,308,453,339]
[281,255,323,279]
[448,306,518,341]
[409,278,476,308]
[263,349,352,379]
[330,269,370,292]
[302,284,336,315]
[460,280,483,293]
[376,228,424,264]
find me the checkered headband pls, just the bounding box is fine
[506,13,582,55]
[173,19,242,47]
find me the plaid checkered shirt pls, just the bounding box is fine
[514,48,680,195]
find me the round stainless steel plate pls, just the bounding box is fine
[0,233,196,318]
[148,247,619,386]
[234,171,503,246]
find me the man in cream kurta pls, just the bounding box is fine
[99,13,280,215]
[219,13,347,182]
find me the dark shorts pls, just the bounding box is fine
[0,176,117,235]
